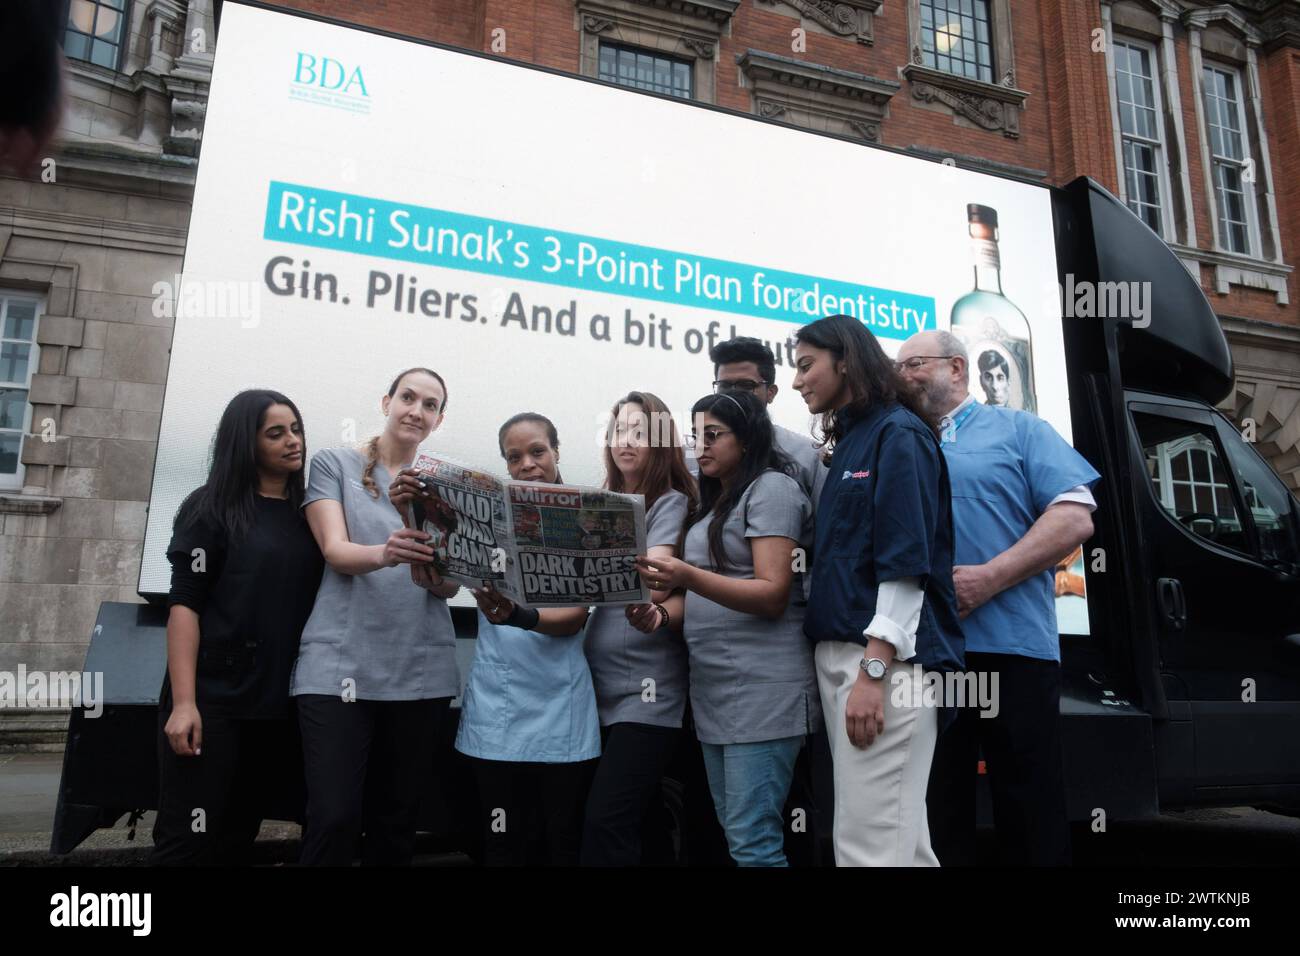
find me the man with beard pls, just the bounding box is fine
[896,329,1099,866]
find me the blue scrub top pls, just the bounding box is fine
[804,402,964,675]
[943,401,1100,662]
[455,610,601,763]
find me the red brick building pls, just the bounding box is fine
[272,0,1300,489]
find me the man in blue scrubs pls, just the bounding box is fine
[898,329,1099,866]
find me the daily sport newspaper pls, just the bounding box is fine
[405,453,650,608]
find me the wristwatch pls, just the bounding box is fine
[860,657,888,680]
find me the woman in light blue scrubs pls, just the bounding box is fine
[455,413,599,865]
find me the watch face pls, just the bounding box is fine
[867,659,887,679]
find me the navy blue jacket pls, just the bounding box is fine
[803,402,964,674]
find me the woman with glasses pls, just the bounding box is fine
[634,390,819,867]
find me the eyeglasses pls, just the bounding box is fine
[713,379,769,394]
[684,428,733,449]
[894,355,956,373]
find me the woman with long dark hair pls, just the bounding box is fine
[634,390,820,866]
[792,314,964,867]
[152,389,323,865]
[292,367,461,866]
[581,391,697,866]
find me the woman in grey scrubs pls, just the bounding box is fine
[581,391,696,866]
[635,391,821,866]
[291,367,461,866]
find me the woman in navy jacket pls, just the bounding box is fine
[792,314,964,867]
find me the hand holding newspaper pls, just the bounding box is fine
[403,453,650,609]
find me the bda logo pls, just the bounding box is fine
[294,52,369,97]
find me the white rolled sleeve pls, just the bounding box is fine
[863,575,923,662]
[1048,485,1097,512]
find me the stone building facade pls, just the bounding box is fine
[0,0,1296,746]
[0,0,214,746]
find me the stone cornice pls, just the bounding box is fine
[1221,315,1300,356]
[1257,3,1300,50]
[1,203,189,255]
[901,62,1028,139]
[737,49,899,103]
[754,0,884,45]
[736,49,898,141]
[146,0,186,21]
[1171,242,1293,305]
[1170,242,1292,276]
[1183,4,1266,45]
[1177,0,1300,45]
[578,0,740,31]
[0,494,62,516]
[66,61,139,96]
[1100,0,1189,23]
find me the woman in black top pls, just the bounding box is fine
[151,390,325,865]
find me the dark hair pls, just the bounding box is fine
[498,412,564,483]
[794,315,928,459]
[978,349,1009,375]
[709,336,776,385]
[362,367,449,498]
[680,390,794,572]
[175,389,307,542]
[603,391,698,517]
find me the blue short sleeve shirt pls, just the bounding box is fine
[943,402,1101,661]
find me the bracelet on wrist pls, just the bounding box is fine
[504,604,541,630]
[653,602,670,629]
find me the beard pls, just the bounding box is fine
[910,378,953,423]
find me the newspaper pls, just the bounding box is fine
[404,453,650,608]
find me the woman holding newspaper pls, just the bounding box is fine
[394,412,600,865]
[291,367,461,867]
[580,391,697,866]
[632,390,821,867]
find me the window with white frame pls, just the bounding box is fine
[1136,412,1248,554]
[1202,63,1256,256]
[1113,39,1170,237]
[0,295,42,489]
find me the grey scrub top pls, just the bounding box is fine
[584,489,690,729]
[289,446,460,702]
[774,423,829,513]
[774,423,828,602]
[682,470,822,745]
[689,423,826,602]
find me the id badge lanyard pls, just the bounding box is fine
[941,401,977,445]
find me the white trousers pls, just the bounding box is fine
[815,640,940,867]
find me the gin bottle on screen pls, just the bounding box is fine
[950,203,1037,414]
